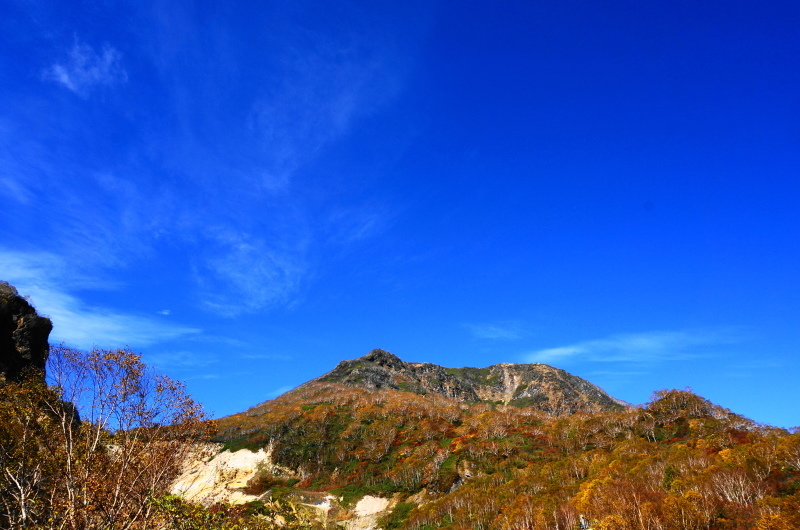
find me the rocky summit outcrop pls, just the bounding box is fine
[0,281,53,383]
[316,348,625,414]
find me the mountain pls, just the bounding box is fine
[313,348,624,414]
[213,348,627,469]
[206,356,799,529]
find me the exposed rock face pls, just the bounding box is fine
[317,348,625,414]
[0,282,53,383]
[170,443,273,506]
[343,496,393,530]
[171,444,350,526]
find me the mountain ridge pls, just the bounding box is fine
[206,350,800,529]
[307,348,625,415]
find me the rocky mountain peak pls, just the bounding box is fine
[362,348,404,369]
[315,349,624,414]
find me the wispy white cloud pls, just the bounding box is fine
[6,8,409,320]
[145,349,218,370]
[190,373,222,380]
[0,132,166,272]
[43,39,127,96]
[466,322,524,340]
[196,228,308,316]
[247,35,403,192]
[524,329,740,364]
[0,249,110,291]
[0,250,200,349]
[115,30,394,315]
[46,299,200,349]
[325,203,390,247]
[0,176,33,204]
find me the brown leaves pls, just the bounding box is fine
[0,346,210,529]
[209,383,800,529]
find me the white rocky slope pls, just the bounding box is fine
[169,443,273,505]
[343,496,393,530]
[169,444,396,529]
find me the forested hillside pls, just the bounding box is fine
[213,382,800,529]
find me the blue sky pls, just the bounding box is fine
[2,0,799,427]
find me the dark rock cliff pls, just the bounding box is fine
[0,281,53,383]
[317,348,625,414]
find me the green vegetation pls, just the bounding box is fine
[220,438,267,453]
[508,395,546,408]
[438,453,457,473]
[214,384,800,528]
[446,366,489,382]
[379,501,417,529]
[445,366,501,387]
[149,494,312,529]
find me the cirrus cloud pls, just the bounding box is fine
[465,321,524,340]
[43,39,127,96]
[525,329,741,364]
[0,250,200,349]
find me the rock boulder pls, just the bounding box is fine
[0,281,53,383]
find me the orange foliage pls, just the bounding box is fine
[213,386,798,529]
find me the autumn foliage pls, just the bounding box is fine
[2,342,799,529]
[0,346,211,529]
[215,384,800,529]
